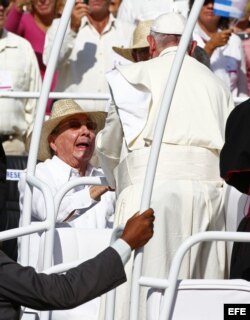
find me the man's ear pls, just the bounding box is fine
[48,134,57,154]
[147,35,156,58]
[188,40,197,56]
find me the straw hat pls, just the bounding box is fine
[150,12,186,35]
[113,20,153,62]
[37,99,107,161]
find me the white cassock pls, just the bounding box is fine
[96,46,235,320]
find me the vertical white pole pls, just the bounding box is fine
[20,0,75,264]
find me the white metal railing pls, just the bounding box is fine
[0,219,50,320]
[21,174,109,320]
[159,231,250,320]
[0,91,246,105]
[0,219,118,320]
[24,174,56,269]
[40,176,109,271]
[120,231,250,320]
[0,91,110,100]
[17,175,110,320]
[0,223,50,242]
[13,1,111,320]
[19,0,76,267]
[3,209,250,319]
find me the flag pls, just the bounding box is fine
[213,0,249,19]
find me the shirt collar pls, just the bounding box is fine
[52,155,99,181]
[51,156,73,182]
[81,13,116,33]
[0,29,18,52]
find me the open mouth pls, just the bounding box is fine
[76,142,90,148]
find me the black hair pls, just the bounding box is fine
[189,0,229,29]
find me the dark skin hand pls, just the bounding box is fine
[121,208,155,250]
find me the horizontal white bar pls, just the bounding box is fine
[0,91,110,100]
[0,221,50,241]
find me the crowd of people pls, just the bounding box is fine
[1,0,250,320]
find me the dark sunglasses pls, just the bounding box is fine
[52,119,97,134]
[0,0,9,8]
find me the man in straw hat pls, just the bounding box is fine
[0,133,153,320]
[113,20,153,63]
[96,12,234,319]
[19,99,115,228]
[18,99,117,319]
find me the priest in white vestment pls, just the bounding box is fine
[96,13,234,320]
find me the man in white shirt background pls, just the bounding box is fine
[0,0,41,155]
[43,0,134,112]
[190,0,248,98]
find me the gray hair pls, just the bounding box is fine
[150,30,182,49]
[149,30,194,53]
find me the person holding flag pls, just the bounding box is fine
[190,0,248,97]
